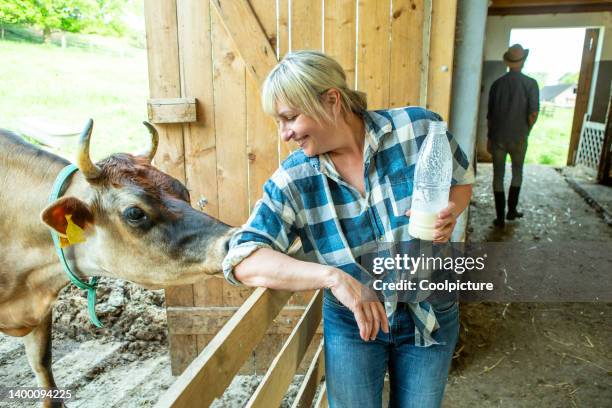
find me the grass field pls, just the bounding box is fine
[0,39,148,161]
[524,106,574,167]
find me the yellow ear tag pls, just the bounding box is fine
[59,237,70,248]
[62,214,86,247]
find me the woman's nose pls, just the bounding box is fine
[280,127,294,142]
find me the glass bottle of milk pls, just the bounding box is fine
[408,121,453,241]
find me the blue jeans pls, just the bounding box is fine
[323,293,459,408]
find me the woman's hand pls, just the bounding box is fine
[432,202,457,243]
[328,268,389,341]
[405,201,457,243]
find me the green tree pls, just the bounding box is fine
[0,0,135,42]
[5,0,96,42]
[0,0,35,25]
[558,72,579,85]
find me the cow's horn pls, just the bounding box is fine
[142,121,159,161]
[77,118,102,180]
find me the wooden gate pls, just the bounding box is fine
[143,0,459,376]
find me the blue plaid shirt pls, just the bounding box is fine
[222,106,475,346]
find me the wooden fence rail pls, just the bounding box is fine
[155,288,324,408]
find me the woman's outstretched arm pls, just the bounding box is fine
[234,248,389,341]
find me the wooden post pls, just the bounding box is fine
[427,0,458,120]
[567,28,599,165]
[597,85,612,184]
[144,0,197,375]
[175,0,224,357]
[210,0,278,85]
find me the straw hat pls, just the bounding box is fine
[503,44,529,68]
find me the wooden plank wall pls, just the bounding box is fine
[144,0,195,374]
[144,0,458,375]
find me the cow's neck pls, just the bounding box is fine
[0,136,95,328]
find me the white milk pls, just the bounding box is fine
[408,209,439,241]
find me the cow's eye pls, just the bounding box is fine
[123,207,147,224]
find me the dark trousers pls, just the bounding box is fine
[491,138,528,192]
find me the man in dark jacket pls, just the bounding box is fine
[487,43,539,227]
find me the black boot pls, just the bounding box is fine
[493,191,505,227]
[507,186,524,220]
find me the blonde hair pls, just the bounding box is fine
[261,50,367,124]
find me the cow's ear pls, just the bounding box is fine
[41,197,94,236]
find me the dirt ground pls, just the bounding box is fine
[444,163,611,408]
[0,281,174,407]
[1,163,610,407]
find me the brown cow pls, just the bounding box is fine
[0,120,234,407]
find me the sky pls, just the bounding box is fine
[509,27,586,85]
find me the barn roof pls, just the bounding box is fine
[541,83,575,101]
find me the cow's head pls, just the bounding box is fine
[40,120,234,288]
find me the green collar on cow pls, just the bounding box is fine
[49,163,103,328]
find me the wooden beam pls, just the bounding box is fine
[597,86,612,184]
[489,0,612,14]
[177,0,218,217]
[489,4,612,15]
[155,288,293,408]
[249,0,277,50]
[313,382,328,408]
[291,341,325,408]
[176,0,224,358]
[246,290,323,408]
[568,28,599,165]
[144,0,197,376]
[210,0,278,85]
[147,98,197,124]
[143,0,186,179]
[167,305,323,335]
[427,0,457,120]
[491,0,611,6]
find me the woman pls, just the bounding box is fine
[222,51,474,407]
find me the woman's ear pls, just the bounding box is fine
[324,89,342,120]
